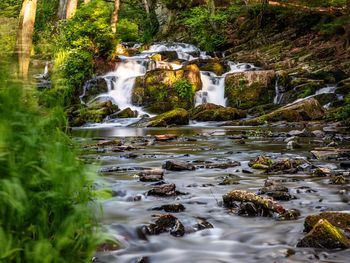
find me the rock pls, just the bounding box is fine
[147,183,178,196]
[163,160,195,171]
[145,214,185,237]
[155,134,177,141]
[243,98,324,125]
[329,175,348,185]
[138,169,164,182]
[223,190,286,215]
[311,147,350,160]
[96,139,122,147]
[151,203,186,213]
[114,107,138,118]
[268,159,302,173]
[312,130,325,138]
[288,129,310,137]
[80,77,109,104]
[191,58,228,76]
[340,161,350,169]
[225,70,275,109]
[204,160,240,169]
[71,100,119,126]
[190,103,245,121]
[218,174,240,185]
[195,218,214,230]
[304,212,350,235]
[248,156,272,169]
[133,65,202,113]
[312,167,332,177]
[259,184,293,201]
[278,209,301,220]
[297,219,350,249]
[134,108,189,127]
[286,140,302,150]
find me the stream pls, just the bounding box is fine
[66,43,350,262]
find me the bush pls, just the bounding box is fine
[117,18,139,42]
[174,79,194,100]
[0,64,99,262]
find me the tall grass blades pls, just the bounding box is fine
[0,63,99,262]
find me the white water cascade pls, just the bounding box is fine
[273,78,284,104]
[80,42,260,126]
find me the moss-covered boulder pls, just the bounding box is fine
[132,64,202,113]
[191,58,228,76]
[304,212,350,235]
[114,107,138,118]
[225,70,276,109]
[243,98,324,125]
[71,100,119,126]
[297,219,350,249]
[190,103,245,121]
[134,108,189,127]
[80,77,109,104]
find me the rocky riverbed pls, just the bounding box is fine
[73,123,350,263]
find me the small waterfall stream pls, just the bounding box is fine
[80,43,259,126]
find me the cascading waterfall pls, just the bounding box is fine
[273,78,284,105]
[80,42,260,125]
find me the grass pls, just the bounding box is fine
[0,61,101,262]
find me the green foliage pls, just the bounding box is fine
[318,16,348,36]
[0,0,22,17]
[180,6,228,51]
[0,64,100,262]
[340,94,350,123]
[117,18,139,42]
[174,79,194,99]
[0,17,17,58]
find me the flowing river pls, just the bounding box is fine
[68,43,350,263]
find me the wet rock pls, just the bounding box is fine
[311,130,325,138]
[223,190,286,215]
[136,256,150,263]
[145,214,185,237]
[133,108,189,127]
[163,160,195,171]
[225,70,275,109]
[96,139,122,147]
[258,184,293,201]
[242,98,324,125]
[147,183,177,196]
[278,209,301,220]
[218,174,240,185]
[304,212,350,234]
[312,167,332,177]
[297,219,350,249]
[190,103,245,121]
[268,159,302,173]
[96,239,121,252]
[329,175,348,185]
[114,107,138,118]
[151,203,186,213]
[204,160,240,169]
[288,129,310,137]
[311,147,350,160]
[155,134,177,141]
[340,161,350,169]
[133,64,202,113]
[248,156,272,169]
[286,140,302,150]
[138,169,164,182]
[192,58,228,76]
[195,217,214,231]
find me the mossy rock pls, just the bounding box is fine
[225,70,275,109]
[93,188,114,200]
[134,108,189,127]
[71,101,118,126]
[304,212,350,235]
[190,103,222,116]
[80,77,109,104]
[191,58,228,76]
[115,107,138,118]
[297,219,350,249]
[243,98,324,125]
[132,64,202,113]
[190,104,246,121]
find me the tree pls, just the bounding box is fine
[58,0,78,19]
[16,0,37,79]
[66,0,78,19]
[111,0,120,34]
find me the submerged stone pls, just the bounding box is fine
[297,219,350,249]
[145,214,185,237]
[163,160,195,171]
[151,203,186,213]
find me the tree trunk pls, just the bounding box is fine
[16,0,37,79]
[142,0,150,14]
[111,0,120,34]
[208,0,216,30]
[66,0,78,19]
[58,0,68,19]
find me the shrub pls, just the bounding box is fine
[174,79,195,100]
[117,18,139,42]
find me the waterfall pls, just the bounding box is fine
[273,78,283,104]
[195,72,226,106]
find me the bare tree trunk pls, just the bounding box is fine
[16,0,37,79]
[208,0,216,30]
[142,0,150,14]
[66,0,78,19]
[111,0,120,34]
[58,0,68,19]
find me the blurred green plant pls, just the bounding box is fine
[0,62,101,262]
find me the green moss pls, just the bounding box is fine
[305,212,350,234]
[93,189,113,200]
[137,108,189,127]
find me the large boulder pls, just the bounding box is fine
[190,103,246,121]
[297,219,350,249]
[132,64,202,113]
[243,98,324,125]
[80,77,110,104]
[133,108,189,127]
[304,212,350,235]
[71,100,119,126]
[225,70,275,109]
[191,58,229,76]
